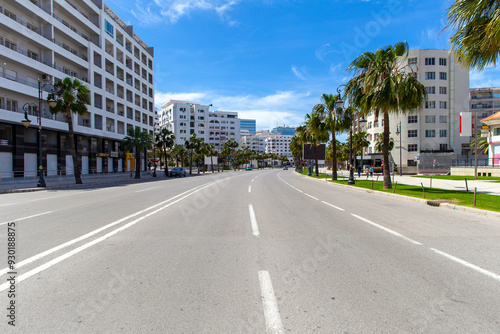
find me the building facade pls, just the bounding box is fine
[240,134,266,153]
[240,118,256,135]
[265,134,293,161]
[159,100,240,151]
[0,0,155,178]
[271,126,296,136]
[359,49,469,172]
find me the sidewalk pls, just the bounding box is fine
[318,168,500,196]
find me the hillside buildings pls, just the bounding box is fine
[0,0,155,178]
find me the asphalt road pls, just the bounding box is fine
[0,169,499,333]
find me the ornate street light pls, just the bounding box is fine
[395,121,402,177]
[20,79,56,187]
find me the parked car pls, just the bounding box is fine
[169,167,186,177]
[283,166,288,170]
[246,166,253,171]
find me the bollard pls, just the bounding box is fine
[393,181,397,193]
[465,178,469,192]
[421,183,426,198]
[372,179,374,190]
[430,176,432,188]
[474,188,477,207]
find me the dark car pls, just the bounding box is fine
[169,167,186,177]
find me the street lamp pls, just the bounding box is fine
[152,143,157,177]
[336,85,356,185]
[395,121,402,177]
[21,79,56,187]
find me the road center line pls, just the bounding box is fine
[0,179,228,291]
[258,270,284,334]
[304,193,318,200]
[249,185,252,193]
[321,201,345,211]
[135,186,161,193]
[351,214,422,245]
[0,211,53,226]
[0,180,220,277]
[430,248,500,282]
[248,204,260,237]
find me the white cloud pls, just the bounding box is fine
[132,0,239,25]
[291,66,306,80]
[470,67,500,88]
[155,90,313,129]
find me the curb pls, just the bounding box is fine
[300,172,498,218]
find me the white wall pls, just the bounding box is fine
[0,152,13,179]
[47,154,58,176]
[24,153,37,177]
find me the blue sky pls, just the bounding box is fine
[105,0,500,132]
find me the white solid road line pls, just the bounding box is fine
[259,270,284,334]
[0,180,222,278]
[351,214,423,246]
[0,211,53,226]
[0,179,229,291]
[249,185,252,193]
[249,204,260,237]
[430,248,500,282]
[304,193,318,200]
[135,186,161,193]
[321,201,345,211]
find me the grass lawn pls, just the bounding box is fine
[299,169,500,213]
[412,175,500,182]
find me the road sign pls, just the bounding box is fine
[414,156,420,162]
[433,159,436,166]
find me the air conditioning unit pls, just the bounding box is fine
[41,74,51,81]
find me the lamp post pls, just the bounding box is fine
[395,121,402,177]
[335,85,355,185]
[21,79,56,187]
[152,143,157,177]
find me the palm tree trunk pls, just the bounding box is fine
[189,150,193,174]
[332,132,337,180]
[211,156,214,173]
[134,146,141,179]
[164,148,169,176]
[314,144,319,176]
[383,111,392,189]
[66,109,82,184]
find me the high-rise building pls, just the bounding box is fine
[240,134,266,153]
[265,134,293,161]
[271,126,295,136]
[359,49,469,172]
[159,100,240,151]
[0,1,155,178]
[240,118,256,134]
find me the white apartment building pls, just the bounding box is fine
[265,134,293,161]
[360,49,469,172]
[159,100,240,150]
[240,133,266,153]
[0,0,155,177]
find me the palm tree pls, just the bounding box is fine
[319,93,350,179]
[289,135,303,171]
[172,144,186,167]
[345,41,427,189]
[121,127,153,179]
[446,0,500,70]
[49,77,90,184]
[304,108,329,176]
[156,128,175,176]
[469,131,489,154]
[374,133,394,153]
[185,134,202,174]
[222,139,239,170]
[352,131,370,169]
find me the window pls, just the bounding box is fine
[440,130,447,137]
[425,101,436,109]
[439,87,447,94]
[408,115,418,123]
[425,115,436,123]
[425,72,435,80]
[27,22,39,33]
[439,58,447,66]
[440,144,448,150]
[408,130,418,138]
[4,10,16,20]
[27,50,38,60]
[425,130,436,137]
[439,101,447,109]
[62,43,70,51]
[439,115,447,123]
[408,144,418,152]
[440,72,447,80]
[374,122,379,128]
[408,57,417,65]
[426,87,435,94]
[5,39,16,51]
[425,58,435,65]
[6,99,17,112]
[105,20,114,37]
[494,128,500,136]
